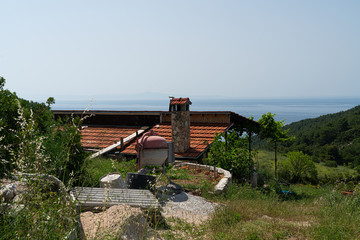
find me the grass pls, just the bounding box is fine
[160,217,206,240]
[168,166,220,195]
[81,157,137,187]
[201,183,360,240]
[4,147,360,239]
[206,184,315,239]
[0,178,78,239]
[254,150,286,181]
[255,150,359,184]
[77,153,360,239]
[159,150,360,239]
[316,163,357,179]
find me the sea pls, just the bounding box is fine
[53,98,360,125]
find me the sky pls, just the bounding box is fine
[1,1,360,102]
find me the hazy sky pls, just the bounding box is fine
[1,1,359,102]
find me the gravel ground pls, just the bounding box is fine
[80,192,217,239]
[161,192,218,224]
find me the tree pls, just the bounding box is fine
[205,130,253,181]
[258,113,293,178]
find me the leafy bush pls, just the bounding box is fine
[0,77,82,238]
[205,130,253,181]
[278,151,318,184]
[0,77,87,184]
[324,160,338,168]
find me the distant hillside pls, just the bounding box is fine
[283,105,360,168]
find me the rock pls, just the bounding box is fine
[80,205,162,240]
[162,192,218,224]
[137,168,149,175]
[1,183,18,202]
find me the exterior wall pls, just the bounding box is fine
[171,111,190,153]
[189,113,230,123]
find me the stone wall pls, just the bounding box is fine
[171,111,190,153]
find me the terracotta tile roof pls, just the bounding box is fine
[80,123,231,159]
[122,123,231,158]
[80,126,141,149]
[170,98,192,105]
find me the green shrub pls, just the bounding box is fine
[324,160,338,168]
[0,77,87,185]
[278,151,318,184]
[0,77,90,239]
[205,131,253,181]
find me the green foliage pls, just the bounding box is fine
[0,176,78,239]
[168,167,190,180]
[0,189,78,239]
[81,157,137,187]
[45,117,89,185]
[311,187,360,239]
[0,76,87,185]
[278,151,318,184]
[204,183,360,240]
[324,160,337,168]
[284,105,360,168]
[205,130,253,181]
[0,77,85,239]
[258,113,293,178]
[161,218,206,239]
[257,149,357,185]
[258,113,291,143]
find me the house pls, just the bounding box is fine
[53,98,260,161]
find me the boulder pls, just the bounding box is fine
[80,205,162,240]
[1,183,18,202]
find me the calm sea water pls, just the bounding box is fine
[53,98,360,125]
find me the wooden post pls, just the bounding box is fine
[225,131,228,151]
[248,131,252,155]
[275,142,278,179]
[120,137,124,150]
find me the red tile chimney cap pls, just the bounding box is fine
[170,97,192,105]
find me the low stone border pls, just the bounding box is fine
[174,161,232,194]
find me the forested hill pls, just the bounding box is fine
[283,105,360,167]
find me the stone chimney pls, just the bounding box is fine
[169,97,192,153]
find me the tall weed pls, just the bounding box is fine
[81,157,137,187]
[0,102,80,239]
[311,186,360,239]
